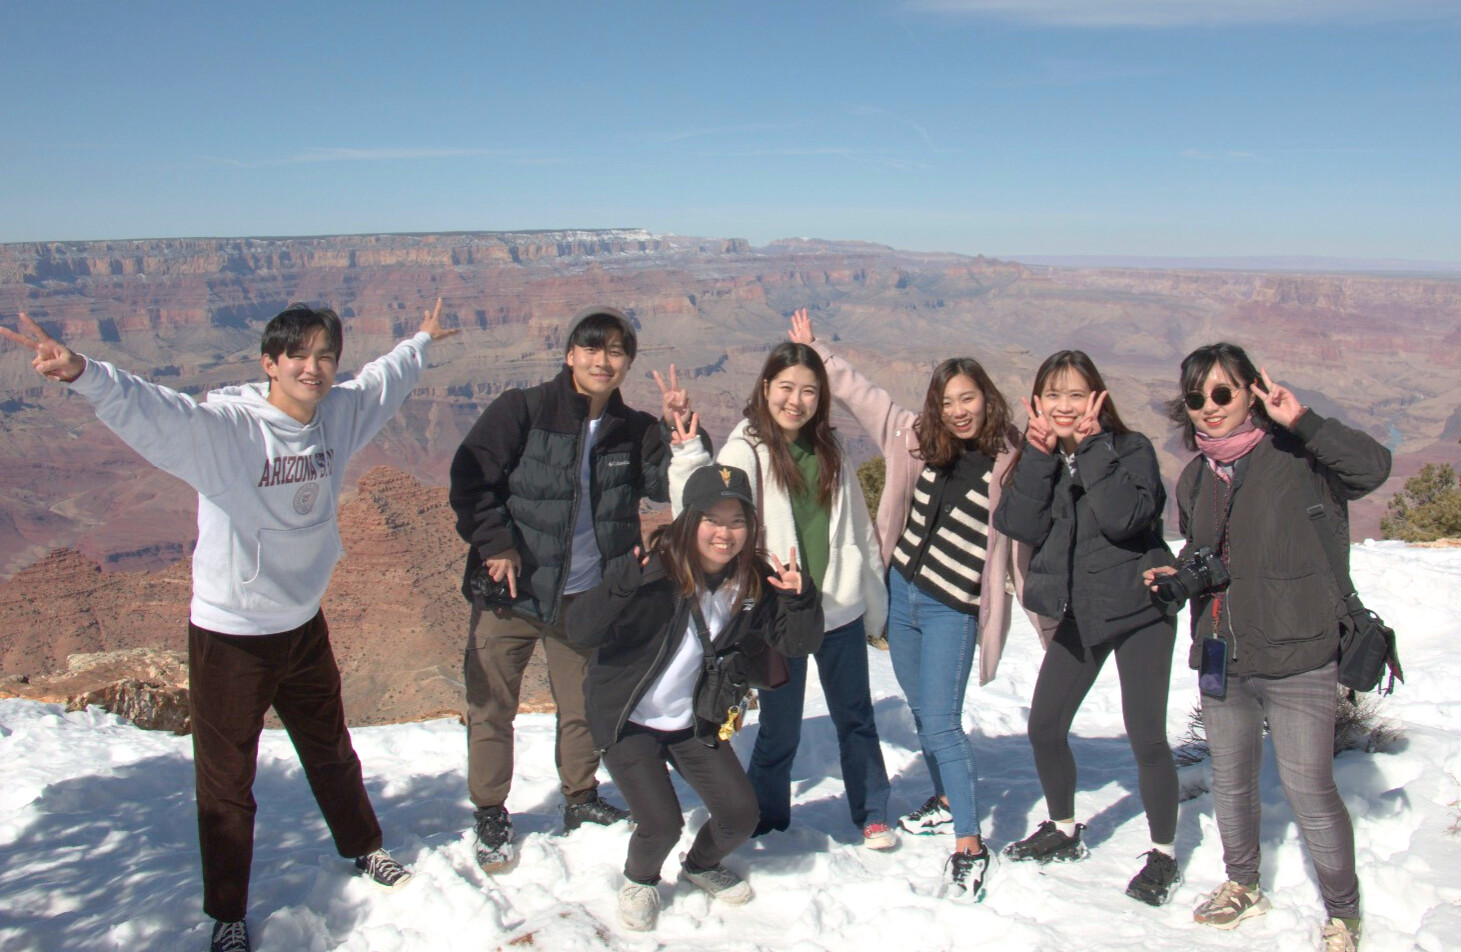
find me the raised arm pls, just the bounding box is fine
[333,299,453,453]
[3,312,242,496]
[791,309,916,456]
[1260,368,1391,500]
[565,546,651,649]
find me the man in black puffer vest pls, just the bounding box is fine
[449,306,708,872]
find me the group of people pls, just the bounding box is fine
[0,298,1390,952]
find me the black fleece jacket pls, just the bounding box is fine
[449,367,700,625]
[1176,410,1391,677]
[994,429,1174,647]
[565,554,824,751]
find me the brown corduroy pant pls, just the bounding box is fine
[188,612,382,922]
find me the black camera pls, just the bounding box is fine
[470,568,516,608]
[1153,546,1230,605]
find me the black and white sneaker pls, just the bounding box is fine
[474,805,516,872]
[680,853,753,905]
[563,795,631,831]
[899,795,954,836]
[355,848,413,890]
[210,919,251,952]
[1126,849,1181,906]
[1002,821,1089,864]
[941,846,991,903]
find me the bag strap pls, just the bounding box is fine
[1298,472,1367,617]
[689,600,717,661]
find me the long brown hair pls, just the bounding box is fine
[743,342,842,508]
[913,357,1013,468]
[1166,341,1269,451]
[649,500,763,602]
[1030,350,1130,436]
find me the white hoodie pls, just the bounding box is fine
[67,332,432,635]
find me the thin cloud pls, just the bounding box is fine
[844,104,946,152]
[203,147,509,168]
[905,0,1461,28]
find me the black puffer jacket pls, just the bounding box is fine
[1176,410,1391,678]
[995,430,1173,647]
[565,554,823,750]
[449,367,678,625]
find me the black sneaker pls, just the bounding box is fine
[941,846,991,903]
[355,848,413,890]
[563,794,631,831]
[210,919,251,952]
[1002,821,1089,864]
[474,805,516,872]
[1126,849,1181,906]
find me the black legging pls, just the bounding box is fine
[1027,615,1179,844]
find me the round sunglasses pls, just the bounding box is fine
[1184,384,1244,411]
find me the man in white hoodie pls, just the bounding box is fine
[2,302,456,952]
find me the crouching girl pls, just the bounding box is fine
[567,456,823,931]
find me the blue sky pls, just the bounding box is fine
[3,1,1458,259]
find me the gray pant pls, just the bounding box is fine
[1201,661,1360,919]
[464,602,600,809]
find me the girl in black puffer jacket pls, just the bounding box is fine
[994,350,1181,907]
[566,458,822,932]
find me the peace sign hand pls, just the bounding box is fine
[669,410,700,446]
[1021,396,1057,454]
[1257,367,1303,429]
[653,364,690,423]
[0,313,85,383]
[1072,390,1107,442]
[765,546,804,595]
[788,308,815,345]
[418,297,459,342]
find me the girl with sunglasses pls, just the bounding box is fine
[566,458,822,931]
[669,334,894,852]
[993,350,1181,906]
[789,309,1021,902]
[1145,343,1390,950]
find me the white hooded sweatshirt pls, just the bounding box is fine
[67,332,432,635]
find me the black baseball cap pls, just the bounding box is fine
[682,464,755,514]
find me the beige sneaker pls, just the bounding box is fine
[1321,916,1362,951]
[1193,880,1272,929]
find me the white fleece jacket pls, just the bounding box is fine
[669,420,887,637]
[67,332,432,635]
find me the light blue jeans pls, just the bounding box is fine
[887,571,981,838]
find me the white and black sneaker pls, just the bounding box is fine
[474,805,516,872]
[680,853,753,905]
[1126,849,1181,906]
[355,848,413,890]
[210,919,251,952]
[941,846,991,903]
[618,881,661,931]
[898,795,954,836]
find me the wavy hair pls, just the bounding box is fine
[913,356,1013,468]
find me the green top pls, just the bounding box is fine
[787,436,831,591]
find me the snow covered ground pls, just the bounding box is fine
[2,540,1458,951]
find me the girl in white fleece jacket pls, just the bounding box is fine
[669,340,893,850]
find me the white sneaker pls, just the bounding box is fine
[679,854,753,905]
[899,795,953,836]
[618,882,660,931]
[862,823,898,851]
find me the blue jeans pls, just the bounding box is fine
[886,571,981,838]
[748,615,891,832]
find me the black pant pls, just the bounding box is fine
[601,723,759,885]
[1027,616,1179,844]
[189,612,382,922]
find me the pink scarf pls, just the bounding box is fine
[1196,416,1264,481]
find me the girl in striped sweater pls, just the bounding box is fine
[790,309,1021,903]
